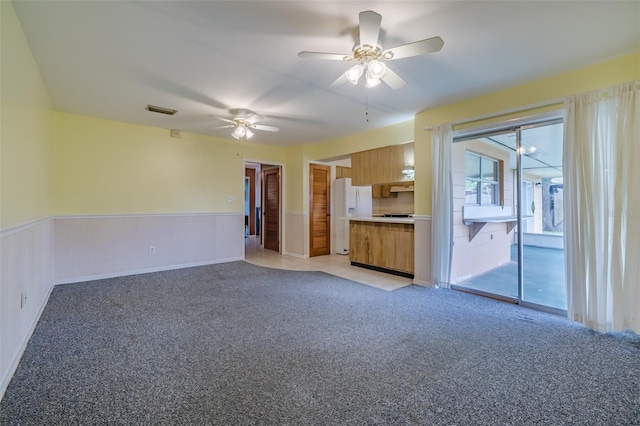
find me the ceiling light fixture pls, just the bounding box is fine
[343,46,388,88]
[345,64,365,84]
[231,125,245,139]
[365,76,382,88]
[231,123,254,140]
[402,164,414,175]
[368,59,387,79]
[299,10,444,92]
[211,109,279,140]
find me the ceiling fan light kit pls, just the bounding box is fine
[345,56,387,87]
[211,109,279,141]
[345,63,365,85]
[298,10,443,90]
[231,124,254,140]
[367,59,387,79]
[365,75,382,88]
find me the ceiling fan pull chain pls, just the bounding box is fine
[365,87,370,123]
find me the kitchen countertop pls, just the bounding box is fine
[347,216,414,224]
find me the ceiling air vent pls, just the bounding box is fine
[146,104,178,115]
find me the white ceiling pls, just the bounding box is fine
[12,1,639,146]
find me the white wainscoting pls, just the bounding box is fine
[1,212,244,399]
[412,215,432,286]
[54,213,244,284]
[1,218,55,399]
[284,211,308,258]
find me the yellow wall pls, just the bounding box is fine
[53,112,287,215]
[306,119,414,161]
[52,113,412,216]
[414,52,640,215]
[1,1,55,229]
[284,144,307,212]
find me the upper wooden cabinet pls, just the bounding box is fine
[335,166,352,179]
[351,142,414,186]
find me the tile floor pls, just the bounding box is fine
[243,236,413,291]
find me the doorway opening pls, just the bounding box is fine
[450,119,566,314]
[244,162,281,253]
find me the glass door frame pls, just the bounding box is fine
[452,117,567,316]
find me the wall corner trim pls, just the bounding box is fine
[0,284,55,401]
[413,279,433,287]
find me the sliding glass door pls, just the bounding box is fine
[452,119,566,313]
[518,122,566,311]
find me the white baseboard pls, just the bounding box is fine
[413,278,433,287]
[283,251,307,259]
[0,283,54,401]
[53,257,243,285]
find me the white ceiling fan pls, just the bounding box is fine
[298,10,444,89]
[211,108,279,140]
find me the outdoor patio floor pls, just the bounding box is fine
[456,244,566,311]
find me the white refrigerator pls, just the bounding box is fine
[333,178,372,255]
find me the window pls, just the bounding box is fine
[465,152,499,205]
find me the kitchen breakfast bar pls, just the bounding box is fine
[349,217,414,278]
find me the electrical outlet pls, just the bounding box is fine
[149,246,156,254]
[227,195,233,203]
[20,290,27,309]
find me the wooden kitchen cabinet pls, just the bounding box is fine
[371,184,397,198]
[335,166,351,179]
[349,220,414,276]
[372,184,382,198]
[351,143,414,186]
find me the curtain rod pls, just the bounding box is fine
[423,100,563,132]
[423,99,563,132]
[594,80,640,98]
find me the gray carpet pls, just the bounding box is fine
[1,261,639,425]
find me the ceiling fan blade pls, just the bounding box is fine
[298,51,352,61]
[246,113,264,124]
[359,10,382,48]
[212,124,235,129]
[209,115,234,123]
[330,74,347,87]
[381,67,406,89]
[251,124,280,132]
[382,36,444,60]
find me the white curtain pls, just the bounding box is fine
[564,81,639,333]
[431,124,453,288]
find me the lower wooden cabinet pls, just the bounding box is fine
[349,220,414,275]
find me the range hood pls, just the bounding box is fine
[389,184,414,193]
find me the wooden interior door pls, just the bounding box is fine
[309,164,331,257]
[263,167,280,252]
